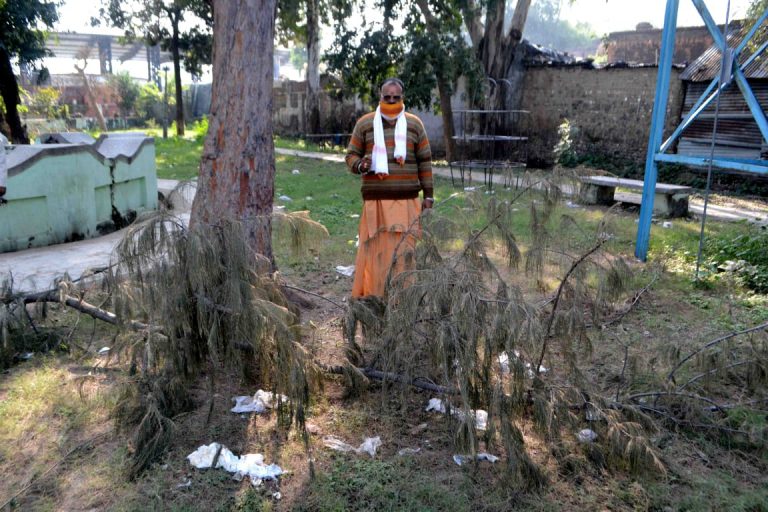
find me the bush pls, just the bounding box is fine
[706,227,768,293]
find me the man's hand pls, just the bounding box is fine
[357,156,372,174]
[0,186,5,197]
[422,197,434,210]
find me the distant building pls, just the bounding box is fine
[600,22,740,65]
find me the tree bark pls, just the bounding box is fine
[190,0,276,263]
[305,0,321,135]
[170,9,186,136]
[0,45,29,144]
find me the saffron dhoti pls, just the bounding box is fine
[351,198,420,298]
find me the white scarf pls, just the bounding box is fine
[372,106,407,175]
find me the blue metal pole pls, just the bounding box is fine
[691,0,726,49]
[735,8,768,55]
[636,0,680,261]
[734,67,768,142]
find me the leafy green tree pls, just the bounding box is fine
[0,0,60,143]
[109,71,141,117]
[94,0,213,136]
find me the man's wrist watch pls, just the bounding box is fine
[424,197,434,203]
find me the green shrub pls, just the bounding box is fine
[706,227,768,293]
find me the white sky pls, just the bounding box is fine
[49,0,756,79]
[560,0,752,34]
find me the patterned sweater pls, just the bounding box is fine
[345,112,433,201]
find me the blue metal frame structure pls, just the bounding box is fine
[635,0,768,261]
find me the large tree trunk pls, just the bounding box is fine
[463,0,532,110]
[305,0,321,135]
[170,12,186,136]
[0,46,29,144]
[190,0,276,262]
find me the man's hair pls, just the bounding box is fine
[380,77,404,93]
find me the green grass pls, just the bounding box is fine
[297,455,473,512]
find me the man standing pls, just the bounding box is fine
[345,78,434,298]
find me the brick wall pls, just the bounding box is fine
[520,66,685,166]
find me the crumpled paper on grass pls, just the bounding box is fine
[187,443,283,483]
[231,389,289,414]
[323,436,382,457]
[425,398,488,431]
[335,265,355,277]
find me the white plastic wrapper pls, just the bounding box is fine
[453,452,499,466]
[577,429,598,443]
[425,398,487,431]
[187,443,283,483]
[335,265,355,277]
[231,390,288,414]
[323,435,382,457]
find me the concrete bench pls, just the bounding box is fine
[579,176,692,217]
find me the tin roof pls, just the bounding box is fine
[681,30,768,81]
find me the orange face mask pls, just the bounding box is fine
[379,100,404,118]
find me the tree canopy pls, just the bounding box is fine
[0,0,60,142]
[93,0,213,136]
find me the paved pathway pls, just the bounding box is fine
[1,149,764,293]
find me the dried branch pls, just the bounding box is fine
[667,320,768,383]
[602,275,657,328]
[536,239,606,374]
[678,360,756,390]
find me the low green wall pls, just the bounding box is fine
[0,134,157,253]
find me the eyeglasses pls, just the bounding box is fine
[381,95,402,101]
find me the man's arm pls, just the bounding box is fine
[345,114,373,174]
[414,117,433,207]
[0,134,7,198]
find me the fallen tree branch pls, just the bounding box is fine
[21,291,160,334]
[667,320,768,383]
[626,391,724,413]
[282,284,344,310]
[316,361,457,394]
[601,275,657,328]
[678,360,756,390]
[536,239,606,374]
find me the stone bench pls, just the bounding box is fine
[579,176,692,217]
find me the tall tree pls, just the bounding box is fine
[0,0,59,143]
[190,0,277,260]
[95,0,213,136]
[276,0,338,135]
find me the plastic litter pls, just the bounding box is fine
[305,196,313,201]
[278,195,292,201]
[186,443,283,484]
[566,201,581,208]
[577,429,598,443]
[425,398,487,431]
[397,447,421,456]
[322,436,382,457]
[292,169,300,175]
[464,187,476,191]
[453,452,499,466]
[176,479,192,489]
[335,265,355,277]
[20,352,34,360]
[231,390,288,414]
[662,221,672,228]
[97,346,110,355]
[497,351,547,378]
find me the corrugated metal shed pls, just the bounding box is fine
[681,31,768,81]
[678,30,767,162]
